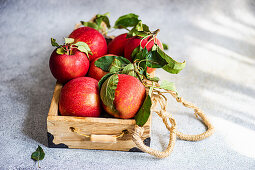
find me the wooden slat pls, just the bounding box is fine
[47,81,151,151]
[48,82,62,116]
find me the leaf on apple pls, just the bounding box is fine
[114,13,140,29]
[95,55,130,72]
[132,44,186,75]
[51,38,68,55]
[158,80,177,93]
[126,21,151,38]
[56,48,65,55]
[51,38,60,47]
[162,43,168,50]
[135,93,152,127]
[95,12,111,28]
[81,12,111,32]
[73,41,92,58]
[100,74,119,112]
[108,58,123,73]
[80,21,99,30]
[64,38,75,44]
[122,63,142,80]
[98,73,115,91]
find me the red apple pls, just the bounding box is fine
[124,36,163,73]
[59,77,101,117]
[49,49,89,83]
[124,36,163,61]
[108,33,130,56]
[69,27,107,61]
[88,54,117,81]
[101,74,146,119]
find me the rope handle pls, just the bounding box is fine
[167,91,215,141]
[133,112,177,158]
[131,86,215,158]
[70,127,128,143]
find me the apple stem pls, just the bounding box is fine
[153,29,160,36]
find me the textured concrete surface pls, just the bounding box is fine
[0,0,255,169]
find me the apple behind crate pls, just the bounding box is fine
[47,82,151,152]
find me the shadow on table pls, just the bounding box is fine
[18,49,55,146]
[172,12,255,130]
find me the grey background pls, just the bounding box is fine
[0,0,255,169]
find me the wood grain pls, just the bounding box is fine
[47,82,151,151]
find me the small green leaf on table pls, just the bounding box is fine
[31,145,45,168]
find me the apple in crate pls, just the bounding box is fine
[100,74,146,119]
[59,77,101,117]
[69,27,107,61]
[49,38,91,83]
[88,54,117,81]
[108,33,130,56]
[124,36,163,73]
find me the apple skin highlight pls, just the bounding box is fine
[49,50,89,83]
[59,77,101,117]
[69,27,107,61]
[101,74,146,119]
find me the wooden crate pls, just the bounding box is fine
[47,82,151,151]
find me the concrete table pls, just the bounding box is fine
[0,0,254,169]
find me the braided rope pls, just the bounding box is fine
[132,93,177,158]
[132,81,214,158]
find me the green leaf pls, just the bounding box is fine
[74,41,92,57]
[148,76,160,82]
[142,24,150,32]
[51,38,60,47]
[146,50,167,68]
[157,47,186,74]
[127,26,150,38]
[159,80,177,92]
[77,46,88,56]
[100,74,119,111]
[80,21,99,29]
[109,58,122,73]
[96,12,111,28]
[135,94,152,127]
[56,47,65,55]
[31,145,45,161]
[126,21,151,38]
[98,73,115,91]
[114,13,140,29]
[162,43,168,50]
[135,21,143,31]
[122,63,134,74]
[95,55,130,72]
[64,38,74,44]
[131,45,143,61]
[122,63,141,79]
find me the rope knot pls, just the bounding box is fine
[133,125,144,137]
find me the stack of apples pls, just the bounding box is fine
[49,13,166,119]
